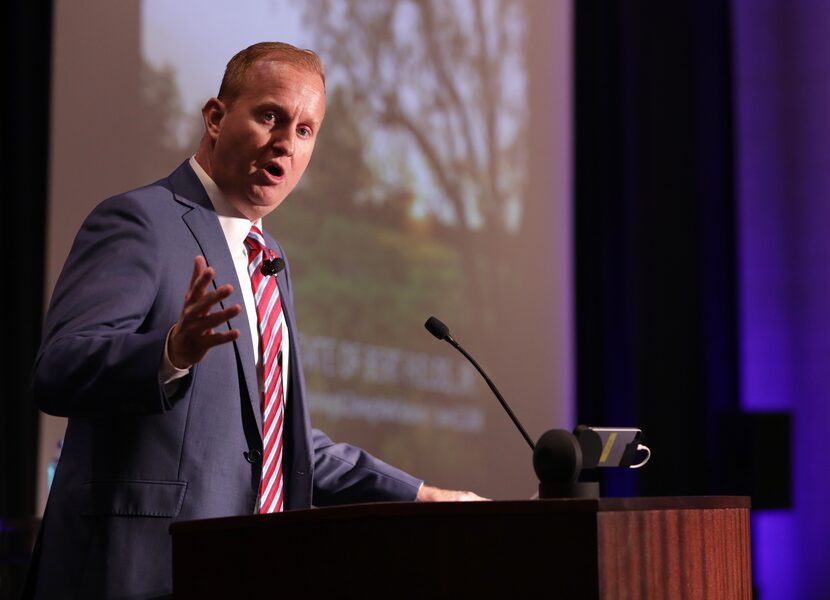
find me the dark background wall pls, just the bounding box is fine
[2,1,51,597]
[575,1,829,598]
[574,1,738,500]
[2,0,50,519]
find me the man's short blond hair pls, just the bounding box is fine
[217,41,325,104]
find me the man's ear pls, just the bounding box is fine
[202,98,226,140]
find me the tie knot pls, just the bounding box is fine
[245,226,267,254]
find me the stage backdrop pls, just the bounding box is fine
[39,0,572,512]
[733,0,830,597]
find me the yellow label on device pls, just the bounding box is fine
[599,432,618,464]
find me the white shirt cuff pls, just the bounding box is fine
[160,325,191,388]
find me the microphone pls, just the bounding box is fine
[424,316,535,451]
[424,316,451,342]
[260,257,285,277]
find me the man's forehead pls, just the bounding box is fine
[250,57,325,90]
[236,60,321,92]
[232,60,325,122]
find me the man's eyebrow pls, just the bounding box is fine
[256,101,318,117]
[255,101,289,114]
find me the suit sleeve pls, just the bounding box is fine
[32,195,176,417]
[310,429,423,506]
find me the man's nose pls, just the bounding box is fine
[271,127,295,157]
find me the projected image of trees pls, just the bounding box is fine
[141,0,539,486]
[260,0,527,476]
[293,0,527,332]
[262,0,530,474]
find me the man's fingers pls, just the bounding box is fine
[184,328,240,357]
[454,492,490,502]
[416,485,491,502]
[169,320,241,368]
[188,256,206,290]
[190,266,217,302]
[189,284,233,319]
[172,259,240,368]
[184,259,216,302]
[184,284,234,319]
[195,305,242,332]
[202,328,241,349]
[179,303,240,335]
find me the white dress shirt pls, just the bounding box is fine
[160,157,290,404]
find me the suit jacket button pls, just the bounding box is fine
[244,449,262,464]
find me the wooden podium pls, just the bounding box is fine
[170,496,751,599]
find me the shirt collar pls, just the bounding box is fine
[189,155,262,257]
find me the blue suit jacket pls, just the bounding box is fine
[29,161,422,599]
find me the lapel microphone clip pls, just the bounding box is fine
[260,249,285,277]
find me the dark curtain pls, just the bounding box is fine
[574,1,739,496]
[2,0,52,517]
[2,3,52,596]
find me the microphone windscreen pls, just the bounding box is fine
[424,316,450,340]
[260,257,286,276]
[533,429,582,482]
[273,257,285,273]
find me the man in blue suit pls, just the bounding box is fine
[29,42,482,599]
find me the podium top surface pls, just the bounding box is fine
[170,495,750,536]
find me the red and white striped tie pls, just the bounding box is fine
[245,226,285,513]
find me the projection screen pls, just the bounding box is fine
[39,0,572,512]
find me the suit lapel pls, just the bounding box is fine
[167,162,263,437]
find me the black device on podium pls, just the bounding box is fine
[424,316,651,498]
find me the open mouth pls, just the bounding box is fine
[265,164,284,178]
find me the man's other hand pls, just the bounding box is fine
[416,484,490,502]
[168,256,241,369]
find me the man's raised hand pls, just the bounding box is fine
[168,256,241,369]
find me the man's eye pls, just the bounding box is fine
[298,126,312,138]
[263,112,277,123]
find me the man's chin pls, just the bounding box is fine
[221,193,279,221]
[243,191,289,218]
